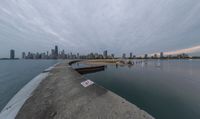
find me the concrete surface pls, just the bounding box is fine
[16,61,154,119]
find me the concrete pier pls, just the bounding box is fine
[16,61,154,119]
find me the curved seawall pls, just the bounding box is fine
[0,62,60,119]
[1,60,154,119]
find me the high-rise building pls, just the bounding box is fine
[77,53,80,59]
[111,54,115,59]
[55,45,58,57]
[10,49,15,59]
[160,52,164,58]
[51,49,55,55]
[51,49,56,59]
[154,54,158,58]
[130,52,133,59]
[22,52,26,59]
[144,54,148,59]
[122,53,126,59]
[103,50,108,59]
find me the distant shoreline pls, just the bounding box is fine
[0,58,19,60]
[80,58,200,66]
[1,58,199,61]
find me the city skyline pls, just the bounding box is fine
[1,45,198,60]
[1,0,200,57]
[1,44,200,58]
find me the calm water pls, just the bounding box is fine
[0,60,58,111]
[83,60,200,119]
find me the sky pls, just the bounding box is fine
[0,0,200,58]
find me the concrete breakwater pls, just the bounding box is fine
[4,60,154,119]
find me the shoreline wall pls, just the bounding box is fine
[0,63,60,119]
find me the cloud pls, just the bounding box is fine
[165,45,200,55]
[0,0,200,57]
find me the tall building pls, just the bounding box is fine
[122,53,126,59]
[22,52,26,59]
[51,49,55,55]
[154,54,158,58]
[103,50,108,59]
[10,49,15,59]
[160,52,164,58]
[47,51,49,57]
[55,45,58,57]
[130,52,133,59]
[144,54,148,59]
[51,49,55,59]
[111,54,115,59]
[77,53,80,59]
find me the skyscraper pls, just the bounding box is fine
[122,53,126,59]
[103,50,108,59]
[55,45,58,57]
[111,54,115,59]
[154,54,158,58]
[22,52,26,59]
[160,52,164,58]
[51,49,55,59]
[144,54,148,59]
[77,53,80,59]
[130,52,133,59]
[10,49,15,59]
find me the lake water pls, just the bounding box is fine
[0,60,58,111]
[80,60,200,119]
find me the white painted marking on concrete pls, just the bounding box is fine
[81,80,94,87]
[0,73,49,119]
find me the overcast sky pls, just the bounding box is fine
[1,0,200,57]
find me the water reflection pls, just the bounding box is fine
[82,59,200,119]
[128,64,132,69]
[115,63,118,69]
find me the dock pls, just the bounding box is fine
[15,60,154,119]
